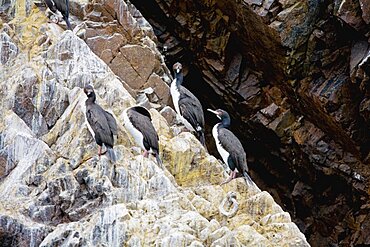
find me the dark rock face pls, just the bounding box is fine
[12,74,49,138]
[0,215,51,247]
[131,0,370,246]
[11,67,70,137]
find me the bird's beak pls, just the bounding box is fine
[207,109,221,119]
[207,109,218,115]
[176,68,180,74]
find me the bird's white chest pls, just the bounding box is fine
[123,110,145,150]
[212,124,230,165]
[170,80,195,132]
[85,119,95,139]
[84,107,96,140]
[170,79,181,114]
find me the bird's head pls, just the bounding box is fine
[173,62,182,74]
[207,108,230,120]
[84,84,94,97]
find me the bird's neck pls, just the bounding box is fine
[219,118,231,128]
[86,94,96,105]
[173,72,183,87]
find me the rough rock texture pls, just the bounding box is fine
[0,1,308,246]
[130,0,370,246]
[80,0,172,108]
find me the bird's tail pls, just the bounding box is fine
[107,147,117,163]
[64,17,72,30]
[243,171,255,187]
[154,152,164,169]
[198,131,207,150]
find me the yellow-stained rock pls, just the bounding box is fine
[162,132,224,186]
[227,213,255,230]
[234,225,270,246]
[150,108,173,139]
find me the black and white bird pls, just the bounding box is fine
[123,106,163,167]
[84,85,117,162]
[44,0,72,30]
[170,62,206,148]
[208,108,254,186]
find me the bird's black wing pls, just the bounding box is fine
[128,110,159,152]
[44,0,57,12]
[178,86,205,130]
[104,110,117,136]
[53,0,71,30]
[218,128,248,173]
[86,104,114,147]
[53,0,69,16]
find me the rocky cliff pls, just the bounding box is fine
[129,0,370,246]
[0,0,309,246]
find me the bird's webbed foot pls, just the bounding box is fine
[220,170,238,186]
[98,146,107,160]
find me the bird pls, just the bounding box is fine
[170,62,206,148]
[123,106,163,168]
[84,85,117,162]
[44,0,72,30]
[207,108,254,186]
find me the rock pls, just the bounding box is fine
[260,103,280,119]
[292,181,313,211]
[145,73,171,105]
[160,106,178,126]
[191,194,214,219]
[274,1,318,49]
[208,226,232,244]
[136,86,164,108]
[131,1,370,245]
[11,69,49,137]
[149,109,172,139]
[237,72,261,101]
[110,45,158,90]
[79,1,171,107]
[360,98,370,128]
[336,0,365,31]
[135,91,151,109]
[0,1,309,246]
[161,133,224,187]
[86,32,127,64]
[245,0,263,6]
[0,31,18,64]
[359,0,370,24]
[39,80,70,130]
[267,109,295,137]
[350,40,369,72]
[234,225,269,246]
[0,214,52,247]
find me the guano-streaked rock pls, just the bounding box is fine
[0,1,309,246]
